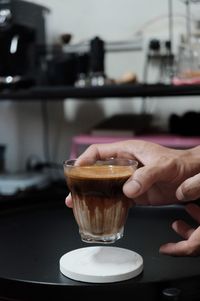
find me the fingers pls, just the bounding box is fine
[123,165,160,199]
[123,166,155,198]
[160,211,200,256]
[159,220,196,256]
[171,220,195,239]
[160,239,200,256]
[123,158,176,199]
[159,241,191,256]
[76,140,173,166]
[176,173,200,201]
[76,142,127,165]
[65,193,73,208]
[123,178,142,198]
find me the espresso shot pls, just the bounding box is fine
[64,158,138,244]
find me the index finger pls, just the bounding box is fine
[76,141,137,165]
[159,241,190,256]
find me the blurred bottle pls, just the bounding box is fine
[175,18,200,82]
[143,39,174,84]
[89,36,107,86]
[176,42,200,79]
[75,52,90,87]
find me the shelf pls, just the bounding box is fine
[63,37,143,53]
[1,83,200,100]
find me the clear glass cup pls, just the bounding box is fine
[63,158,138,244]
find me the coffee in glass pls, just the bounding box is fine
[63,158,138,244]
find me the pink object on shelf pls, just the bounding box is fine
[172,76,200,86]
[70,134,200,158]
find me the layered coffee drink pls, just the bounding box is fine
[64,159,138,243]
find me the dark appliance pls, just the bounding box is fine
[0,0,49,88]
[89,36,106,86]
[45,52,78,86]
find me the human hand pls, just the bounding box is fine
[159,203,200,256]
[176,172,200,202]
[65,140,200,207]
[65,193,73,208]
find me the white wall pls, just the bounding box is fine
[1,0,200,172]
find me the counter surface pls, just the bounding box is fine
[0,197,200,300]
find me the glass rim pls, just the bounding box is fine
[63,157,138,168]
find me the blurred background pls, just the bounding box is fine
[1,0,200,196]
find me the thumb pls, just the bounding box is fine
[123,162,172,198]
[176,173,200,202]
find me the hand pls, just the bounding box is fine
[65,193,73,208]
[65,140,200,207]
[176,173,200,201]
[160,203,200,256]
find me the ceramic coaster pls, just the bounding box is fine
[60,246,143,283]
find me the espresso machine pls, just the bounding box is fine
[0,0,49,88]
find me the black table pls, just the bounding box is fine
[0,198,200,301]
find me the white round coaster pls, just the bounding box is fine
[60,246,143,283]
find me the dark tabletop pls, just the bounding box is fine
[0,191,200,301]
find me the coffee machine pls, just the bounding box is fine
[0,0,49,88]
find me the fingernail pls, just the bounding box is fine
[125,179,142,196]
